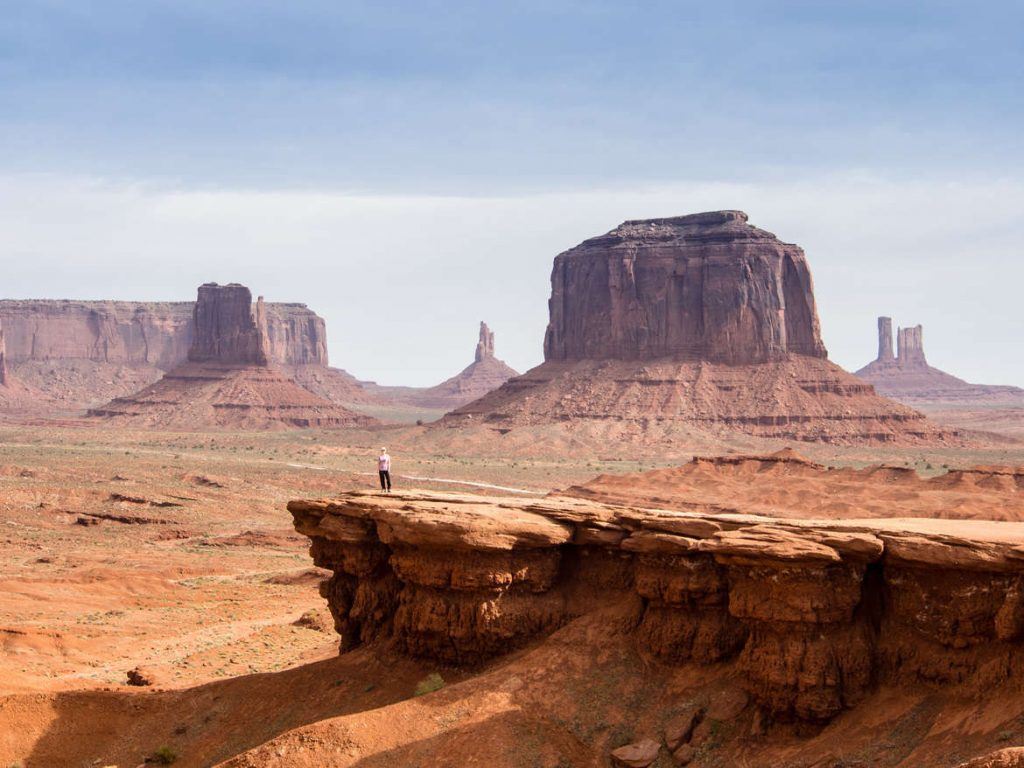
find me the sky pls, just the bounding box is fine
[1,1,1021,386]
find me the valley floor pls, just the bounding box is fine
[0,422,1023,766]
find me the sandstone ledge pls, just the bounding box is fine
[290,490,1024,723]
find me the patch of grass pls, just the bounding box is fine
[413,672,445,696]
[151,745,178,764]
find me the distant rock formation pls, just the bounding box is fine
[189,283,271,366]
[360,322,519,413]
[0,296,367,411]
[0,319,7,387]
[475,321,496,362]
[441,211,948,444]
[877,316,895,363]
[856,317,1024,406]
[897,324,927,368]
[89,283,374,430]
[0,298,326,368]
[544,211,828,365]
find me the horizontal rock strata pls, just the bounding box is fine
[543,210,828,364]
[440,212,949,444]
[444,357,943,443]
[291,488,1024,724]
[0,298,328,368]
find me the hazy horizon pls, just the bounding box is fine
[2,2,1021,386]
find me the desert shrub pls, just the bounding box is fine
[152,745,178,764]
[413,672,445,696]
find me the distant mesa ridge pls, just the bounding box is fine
[0,296,328,369]
[0,291,369,412]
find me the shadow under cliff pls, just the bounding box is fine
[5,648,433,768]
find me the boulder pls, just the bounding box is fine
[610,738,661,767]
[664,705,703,751]
[126,666,157,686]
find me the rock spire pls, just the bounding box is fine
[475,322,495,363]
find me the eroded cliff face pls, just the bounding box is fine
[291,483,1024,725]
[188,284,270,366]
[543,211,828,365]
[0,298,328,368]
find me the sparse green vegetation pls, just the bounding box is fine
[413,672,445,696]
[151,745,178,764]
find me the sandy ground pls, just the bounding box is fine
[1,420,1023,767]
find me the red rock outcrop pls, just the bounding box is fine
[0,296,369,411]
[291,479,1024,725]
[877,316,895,362]
[89,283,373,429]
[475,321,495,362]
[441,212,946,444]
[544,211,828,364]
[857,316,1024,406]
[188,284,270,365]
[360,321,519,412]
[0,298,327,368]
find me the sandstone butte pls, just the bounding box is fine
[360,321,519,410]
[439,211,949,444]
[857,316,1024,406]
[88,283,374,429]
[0,295,369,412]
[277,454,1024,767]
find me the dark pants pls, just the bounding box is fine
[379,470,391,491]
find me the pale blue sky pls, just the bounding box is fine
[1,2,1021,385]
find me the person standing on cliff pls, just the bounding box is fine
[377,448,392,493]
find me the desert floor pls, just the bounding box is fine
[1,421,1022,766]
